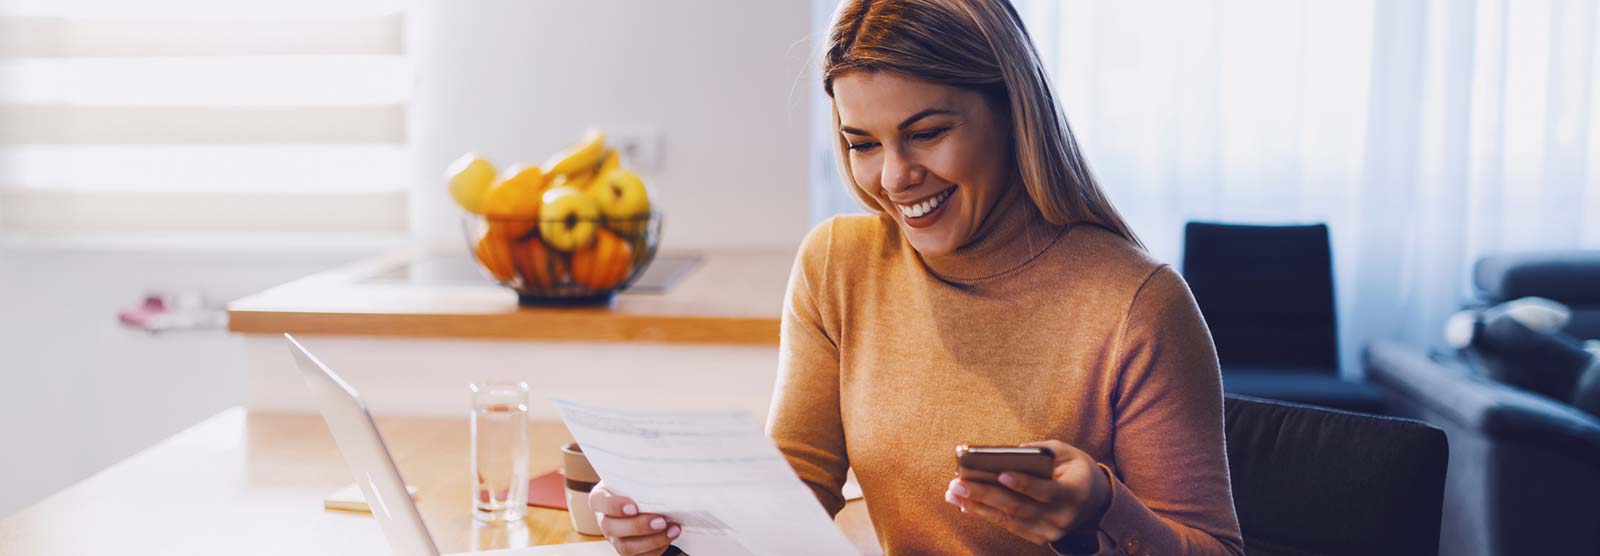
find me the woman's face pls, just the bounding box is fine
[833,71,1013,255]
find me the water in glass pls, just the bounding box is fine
[471,382,530,522]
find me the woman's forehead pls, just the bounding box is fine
[834,72,970,129]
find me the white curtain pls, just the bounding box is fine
[812,0,1600,377]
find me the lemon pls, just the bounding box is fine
[446,154,497,214]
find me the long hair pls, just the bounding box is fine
[822,0,1143,248]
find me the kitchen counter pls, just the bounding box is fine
[228,246,793,345]
[226,246,798,418]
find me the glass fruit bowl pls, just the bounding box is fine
[464,212,662,305]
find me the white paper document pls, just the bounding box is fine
[551,399,863,556]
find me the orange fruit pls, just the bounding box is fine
[511,237,557,289]
[480,164,545,238]
[570,229,633,291]
[474,230,517,282]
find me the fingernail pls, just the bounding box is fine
[650,517,666,530]
[998,473,1015,486]
[950,482,969,497]
[944,492,961,505]
[623,504,637,516]
[667,525,681,539]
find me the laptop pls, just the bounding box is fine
[286,333,616,556]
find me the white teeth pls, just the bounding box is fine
[898,187,954,219]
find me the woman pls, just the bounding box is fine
[591,0,1245,554]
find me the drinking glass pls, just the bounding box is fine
[470,381,530,522]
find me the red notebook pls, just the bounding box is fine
[528,469,568,510]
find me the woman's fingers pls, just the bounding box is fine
[599,513,674,538]
[590,484,683,556]
[607,525,682,556]
[947,478,1043,521]
[953,494,1065,545]
[996,469,1060,504]
[947,440,1103,546]
[588,485,640,517]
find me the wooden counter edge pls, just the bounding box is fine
[227,309,781,345]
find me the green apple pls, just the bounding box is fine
[588,169,652,236]
[538,186,600,252]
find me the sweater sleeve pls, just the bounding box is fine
[1079,265,1245,556]
[765,218,850,518]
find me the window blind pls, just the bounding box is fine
[0,0,409,233]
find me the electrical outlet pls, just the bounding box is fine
[608,129,664,173]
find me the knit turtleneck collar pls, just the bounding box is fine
[915,185,1067,284]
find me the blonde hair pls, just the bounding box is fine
[822,0,1142,248]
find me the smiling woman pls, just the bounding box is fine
[588,1,1245,556]
[833,73,1014,254]
[821,0,1139,256]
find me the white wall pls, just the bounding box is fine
[411,1,817,250]
[0,244,370,519]
[247,335,780,421]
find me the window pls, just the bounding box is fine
[0,0,410,234]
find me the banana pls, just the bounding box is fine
[559,169,597,192]
[594,148,620,177]
[542,129,607,179]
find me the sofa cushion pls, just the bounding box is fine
[1470,309,1593,402]
[1365,341,1600,464]
[1475,251,1600,340]
[1223,395,1446,555]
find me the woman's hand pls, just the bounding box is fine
[588,482,682,556]
[943,440,1112,546]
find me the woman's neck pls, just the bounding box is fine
[917,185,1066,284]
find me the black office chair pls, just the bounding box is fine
[1182,222,1387,413]
[1224,394,1449,556]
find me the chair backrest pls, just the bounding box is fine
[1224,394,1448,555]
[1183,222,1340,373]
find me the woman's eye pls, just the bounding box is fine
[847,141,879,152]
[911,128,948,142]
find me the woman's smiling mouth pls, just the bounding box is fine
[894,186,957,227]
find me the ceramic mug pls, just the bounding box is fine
[561,443,602,535]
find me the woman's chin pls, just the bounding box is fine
[900,224,961,256]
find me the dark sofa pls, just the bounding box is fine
[1363,251,1600,556]
[1365,343,1600,556]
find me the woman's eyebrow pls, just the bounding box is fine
[897,108,956,130]
[840,107,958,137]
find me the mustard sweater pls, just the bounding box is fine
[767,192,1245,556]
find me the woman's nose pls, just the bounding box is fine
[880,149,925,194]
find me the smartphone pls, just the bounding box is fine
[955,445,1055,483]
